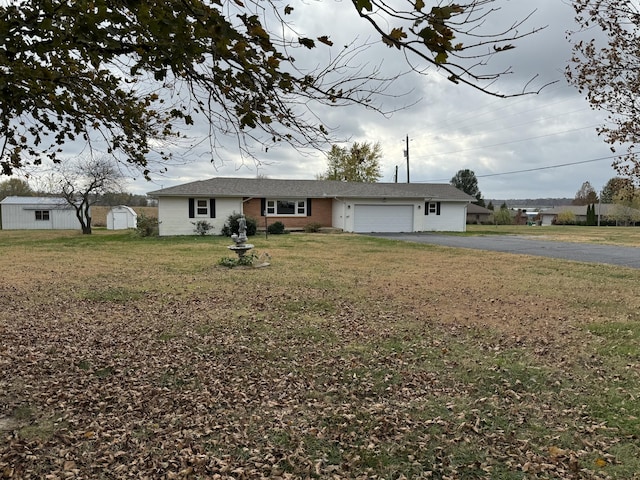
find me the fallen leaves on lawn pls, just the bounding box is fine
[1,234,637,479]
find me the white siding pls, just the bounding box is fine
[1,202,81,230]
[416,201,468,232]
[158,197,242,236]
[107,206,137,230]
[156,195,468,234]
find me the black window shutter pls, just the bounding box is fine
[425,202,429,215]
[188,198,195,218]
[307,198,312,216]
[260,198,266,216]
[436,202,441,215]
[209,199,216,218]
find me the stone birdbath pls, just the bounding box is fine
[227,215,254,258]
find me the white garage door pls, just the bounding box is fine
[353,205,414,232]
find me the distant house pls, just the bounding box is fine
[0,196,82,230]
[466,203,493,224]
[148,177,474,236]
[540,204,640,226]
[106,205,138,230]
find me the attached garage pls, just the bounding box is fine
[353,204,414,233]
[149,178,474,235]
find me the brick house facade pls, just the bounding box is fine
[243,197,333,230]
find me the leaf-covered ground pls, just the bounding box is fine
[1,231,639,479]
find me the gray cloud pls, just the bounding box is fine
[121,1,619,201]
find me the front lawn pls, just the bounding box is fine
[1,230,638,478]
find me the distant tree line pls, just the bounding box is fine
[0,177,152,206]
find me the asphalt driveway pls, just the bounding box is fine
[366,233,640,269]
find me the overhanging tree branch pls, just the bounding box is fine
[567,0,640,179]
[354,0,555,97]
[1,0,550,177]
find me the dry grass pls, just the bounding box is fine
[1,230,639,479]
[466,224,640,247]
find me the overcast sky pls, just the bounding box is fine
[90,1,623,200]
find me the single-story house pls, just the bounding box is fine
[107,205,138,230]
[466,203,493,224]
[0,196,81,230]
[147,177,474,236]
[540,204,640,226]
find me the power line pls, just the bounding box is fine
[416,154,618,183]
[404,84,579,140]
[415,107,591,150]
[411,124,600,160]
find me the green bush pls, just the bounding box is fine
[136,213,159,237]
[221,213,257,237]
[554,210,576,225]
[304,222,323,233]
[267,221,287,234]
[494,208,512,225]
[218,253,258,268]
[192,220,213,236]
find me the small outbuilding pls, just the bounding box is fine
[106,205,138,230]
[0,196,82,230]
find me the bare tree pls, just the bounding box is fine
[57,157,125,234]
[567,1,640,178]
[572,181,598,206]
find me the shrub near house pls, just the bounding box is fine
[221,213,257,237]
[554,210,576,225]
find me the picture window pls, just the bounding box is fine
[266,199,306,216]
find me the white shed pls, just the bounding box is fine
[106,205,137,230]
[0,196,81,230]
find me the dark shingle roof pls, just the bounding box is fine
[466,203,493,214]
[148,177,473,202]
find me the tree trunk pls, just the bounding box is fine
[73,202,93,235]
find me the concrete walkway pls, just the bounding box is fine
[365,233,640,269]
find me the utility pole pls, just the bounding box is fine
[394,165,398,183]
[404,135,410,183]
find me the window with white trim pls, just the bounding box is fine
[425,202,441,215]
[195,199,209,217]
[35,210,50,221]
[266,199,307,216]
